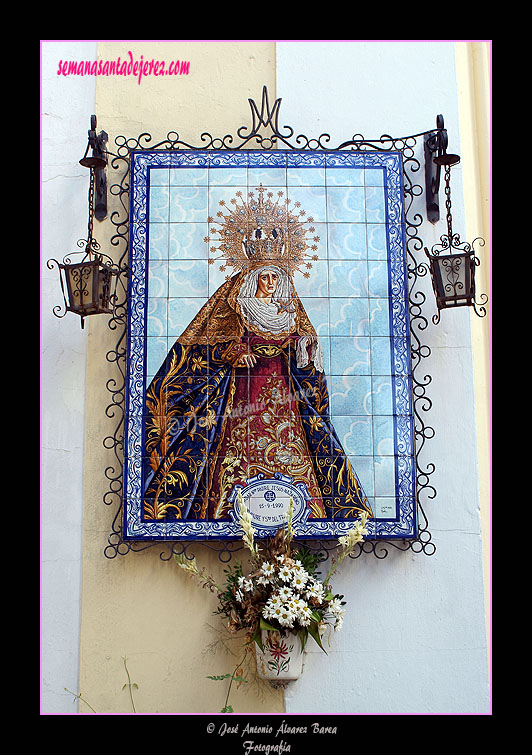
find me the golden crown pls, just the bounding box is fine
[204,185,320,278]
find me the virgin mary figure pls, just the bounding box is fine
[142,186,372,522]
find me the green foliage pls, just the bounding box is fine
[252,622,264,651]
[307,619,327,653]
[259,618,278,632]
[291,545,324,578]
[215,561,244,617]
[207,653,248,714]
[64,687,97,714]
[122,656,138,713]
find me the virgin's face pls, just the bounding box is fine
[256,270,279,298]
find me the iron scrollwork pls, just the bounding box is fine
[102,86,438,562]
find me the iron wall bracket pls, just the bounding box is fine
[79,114,108,221]
[424,114,448,224]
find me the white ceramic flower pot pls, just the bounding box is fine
[255,631,305,684]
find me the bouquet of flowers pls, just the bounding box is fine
[175,491,369,654]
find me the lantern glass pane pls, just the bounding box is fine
[436,253,472,307]
[66,261,97,313]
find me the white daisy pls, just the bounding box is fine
[305,580,324,603]
[260,561,275,578]
[266,604,293,626]
[328,598,344,614]
[291,568,309,591]
[237,576,253,592]
[286,596,302,613]
[268,593,283,609]
[277,608,296,628]
[263,597,282,619]
[278,564,294,582]
[297,603,313,626]
[278,585,294,602]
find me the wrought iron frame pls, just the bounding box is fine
[102,87,438,562]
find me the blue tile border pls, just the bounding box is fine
[123,150,416,541]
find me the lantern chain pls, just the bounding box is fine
[86,167,96,258]
[444,164,453,241]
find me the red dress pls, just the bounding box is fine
[207,332,327,519]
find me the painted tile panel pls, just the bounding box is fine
[124,150,416,541]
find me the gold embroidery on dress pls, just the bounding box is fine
[213,372,326,519]
[144,346,216,519]
[251,343,282,358]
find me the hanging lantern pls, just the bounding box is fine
[48,116,119,329]
[51,247,115,329]
[424,153,488,324]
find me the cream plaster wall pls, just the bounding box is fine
[77,40,283,714]
[455,41,491,651]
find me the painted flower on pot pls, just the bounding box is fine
[265,636,294,676]
[268,637,290,661]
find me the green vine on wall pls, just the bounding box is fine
[64,656,139,714]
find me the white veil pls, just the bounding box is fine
[237,265,324,371]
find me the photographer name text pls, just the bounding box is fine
[207,719,338,753]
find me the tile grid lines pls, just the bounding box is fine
[146,159,396,450]
[146,168,391,370]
